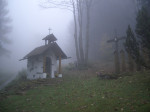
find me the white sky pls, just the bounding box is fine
[0,0,73,73]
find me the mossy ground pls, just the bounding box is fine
[0,70,150,112]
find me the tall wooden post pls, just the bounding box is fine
[107,32,126,74]
[43,57,46,73]
[120,50,126,72]
[59,55,61,74]
[114,51,120,74]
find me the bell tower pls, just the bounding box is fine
[42,28,57,45]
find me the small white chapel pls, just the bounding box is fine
[21,33,67,80]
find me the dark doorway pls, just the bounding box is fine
[45,57,51,78]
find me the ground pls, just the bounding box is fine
[0,70,150,112]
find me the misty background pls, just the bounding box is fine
[0,0,73,73]
[0,0,138,74]
[86,0,138,71]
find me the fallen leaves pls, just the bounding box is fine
[102,96,105,99]
[121,108,124,111]
[65,101,68,105]
[26,98,31,102]
[129,81,132,83]
[78,105,87,110]
[91,103,94,106]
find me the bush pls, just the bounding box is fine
[16,69,27,81]
[63,63,76,71]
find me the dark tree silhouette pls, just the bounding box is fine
[125,25,143,71]
[136,7,150,59]
[0,0,11,56]
[135,0,150,68]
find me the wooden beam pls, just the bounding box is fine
[43,57,46,73]
[59,55,61,74]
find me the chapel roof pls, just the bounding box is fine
[21,42,67,60]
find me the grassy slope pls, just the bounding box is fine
[0,71,150,112]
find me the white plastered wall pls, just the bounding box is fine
[27,50,57,80]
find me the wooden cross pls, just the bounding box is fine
[107,32,126,74]
[59,55,62,74]
[48,28,52,34]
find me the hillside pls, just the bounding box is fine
[0,70,150,112]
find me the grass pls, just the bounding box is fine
[0,70,150,112]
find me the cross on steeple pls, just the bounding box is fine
[48,28,52,34]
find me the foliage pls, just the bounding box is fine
[0,0,11,56]
[63,62,94,71]
[136,7,150,50]
[0,71,150,112]
[125,25,139,61]
[124,25,144,70]
[135,6,150,68]
[16,69,27,81]
[63,63,76,71]
[124,25,137,71]
[139,0,150,9]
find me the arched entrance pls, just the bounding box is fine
[44,57,51,78]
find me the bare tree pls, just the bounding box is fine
[71,0,80,63]
[76,0,84,64]
[40,0,93,66]
[84,0,93,64]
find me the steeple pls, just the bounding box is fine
[42,28,57,45]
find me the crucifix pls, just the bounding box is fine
[107,31,126,74]
[48,28,52,34]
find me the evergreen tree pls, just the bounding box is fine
[0,0,11,56]
[136,6,150,64]
[124,25,142,71]
[140,0,150,10]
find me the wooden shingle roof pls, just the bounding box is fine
[21,42,67,60]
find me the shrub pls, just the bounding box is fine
[16,69,27,81]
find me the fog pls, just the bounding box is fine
[0,0,73,73]
[88,0,137,62]
[0,0,138,73]
[0,0,150,111]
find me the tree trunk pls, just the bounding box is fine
[120,50,126,72]
[77,0,84,64]
[115,42,120,74]
[72,0,80,63]
[78,20,84,64]
[85,2,90,65]
[114,50,120,74]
